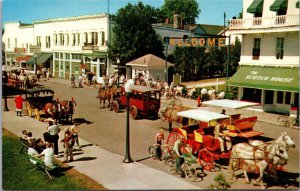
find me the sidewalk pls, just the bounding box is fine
[2,110,200,190]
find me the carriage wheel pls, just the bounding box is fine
[198,149,214,171]
[183,163,199,182]
[167,132,183,148]
[113,102,119,113]
[148,146,157,159]
[34,109,40,121]
[130,106,138,119]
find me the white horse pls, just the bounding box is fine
[217,91,225,99]
[229,132,295,189]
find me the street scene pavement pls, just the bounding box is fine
[2,78,299,190]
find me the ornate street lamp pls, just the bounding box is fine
[123,79,134,163]
[117,58,120,87]
[34,54,37,75]
[2,71,9,111]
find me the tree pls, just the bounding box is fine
[109,2,164,64]
[161,0,200,25]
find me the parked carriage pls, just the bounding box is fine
[166,103,264,172]
[112,85,161,119]
[25,87,55,121]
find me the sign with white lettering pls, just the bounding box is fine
[245,70,294,83]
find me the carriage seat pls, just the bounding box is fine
[202,135,220,152]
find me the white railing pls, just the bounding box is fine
[230,14,299,30]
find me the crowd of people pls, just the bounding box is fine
[23,119,81,167]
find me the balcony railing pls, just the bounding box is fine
[230,14,299,30]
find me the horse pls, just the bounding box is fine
[106,87,118,110]
[97,88,109,109]
[228,132,295,189]
[159,97,188,132]
[59,98,76,122]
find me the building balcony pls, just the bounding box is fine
[230,14,299,30]
[82,42,99,50]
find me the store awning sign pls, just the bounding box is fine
[245,70,294,83]
[168,37,227,47]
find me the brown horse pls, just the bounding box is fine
[97,89,109,109]
[97,87,118,109]
[159,97,189,132]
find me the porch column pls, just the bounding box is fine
[291,92,295,105]
[238,87,243,100]
[261,89,265,105]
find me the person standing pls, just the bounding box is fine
[78,74,83,88]
[46,68,50,80]
[45,120,61,156]
[15,94,25,117]
[62,129,75,163]
[70,74,75,88]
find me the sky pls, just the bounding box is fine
[2,0,243,27]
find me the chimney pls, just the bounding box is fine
[173,14,180,29]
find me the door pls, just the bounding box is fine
[59,62,65,78]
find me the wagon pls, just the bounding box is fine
[166,106,264,171]
[24,86,55,121]
[112,85,161,119]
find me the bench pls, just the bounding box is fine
[233,116,263,138]
[19,137,31,154]
[28,155,60,180]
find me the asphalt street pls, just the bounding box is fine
[2,78,299,189]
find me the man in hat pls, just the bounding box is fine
[44,120,61,156]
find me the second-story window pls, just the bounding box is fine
[276,37,284,59]
[60,33,64,46]
[8,38,10,48]
[77,33,80,46]
[15,38,17,48]
[54,34,57,46]
[252,38,261,60]
[84,32,88,44]
[101,32,105,46]
[91,32,98,45]
[66,34,69,46]
[72,33,76,46]
[36,36,41,47]
[46,36,51,48]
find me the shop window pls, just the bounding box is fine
[243,88,261,103]
[277,91,283,104]
[265,90,274,104]
[285,92,291,104]
[293,93,299,107]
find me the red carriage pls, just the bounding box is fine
[112,85,161,119]
[166,100,264,171]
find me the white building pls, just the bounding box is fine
[228,0,299,114]
[2,13,114,81]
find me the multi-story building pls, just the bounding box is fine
[2,13,114,81]
[228,0,299,114]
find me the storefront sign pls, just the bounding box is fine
[82,45,99,50]
[169,37,226,47]
[245,71,294,83]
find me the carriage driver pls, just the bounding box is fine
[214,122,232,153]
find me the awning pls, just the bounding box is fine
[26,53,52,65]
[16,56,31,63]
[227,65,299,92]
[270,0,288,12]
[247,0,264,14]
[82,51,107,59]
[296,1,299,8]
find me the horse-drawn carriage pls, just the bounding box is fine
[165,99,265,171]
[25,87,76,122]
[112,85,161,119]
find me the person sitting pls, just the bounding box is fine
[154,128,165,159]
[173,137,188,174]
[214,123,232,153]
[221,109,226,115]
[28,142,39,164]
[37,142,55,167]
[21,130,28,140]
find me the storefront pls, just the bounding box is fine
[227,65,299,114]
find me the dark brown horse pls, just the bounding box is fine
[97,87,117,109]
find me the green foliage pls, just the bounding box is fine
[109,2,164,64]
[2,132,92,190]
[208,173,231,190]
[161,0,200,24]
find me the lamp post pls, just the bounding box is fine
[34,54,37,75]
[2,71,9,111]
[123,79,134,163]
[117,58,120,87]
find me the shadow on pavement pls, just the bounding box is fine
[79,143,93,149]
[265,171,300,189]
[135,156,151,162]
[73,118,94,125]
[74,157,97,162]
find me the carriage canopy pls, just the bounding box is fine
[176,109,229,123]
[202,99,259,109]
